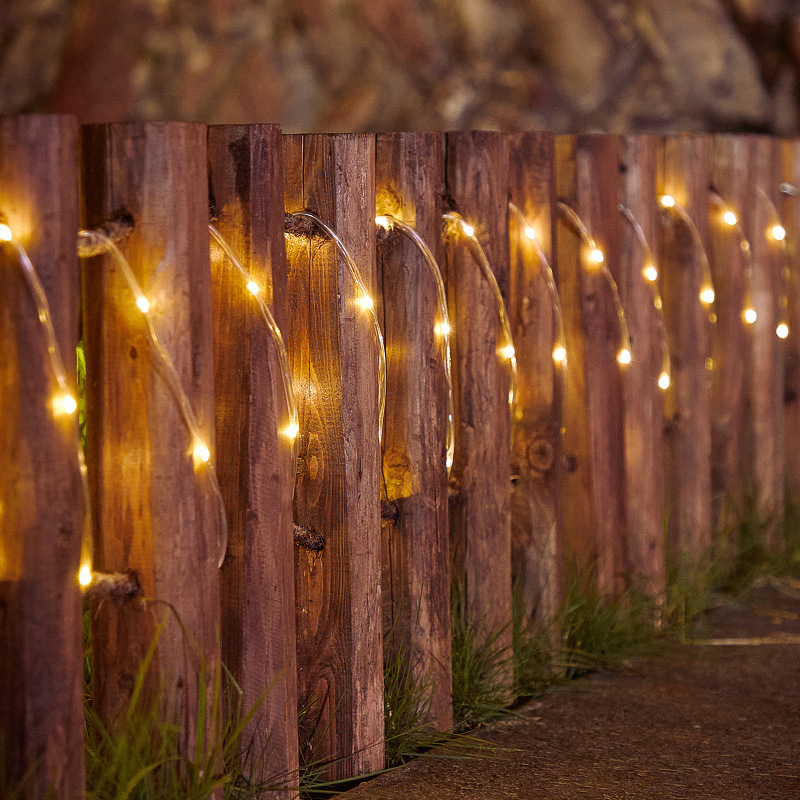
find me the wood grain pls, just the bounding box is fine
[283,134,384,780]
[0,114,85,800]
[207,124,299,793]
[619,135,666,604]
[507,131,564,635]
[375,132,452,731]
[81,122,222,770]
[445,131,513,685]
[657,135,713,562]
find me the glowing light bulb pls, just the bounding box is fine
[136,296,150,313]
[357,295,374,311]
[723,210,737,227]
[617,348,632,366]
[460,222,475,238]
[658,372,670,391]
[643,264,658,282]
[777,322,790,339]
[284,422,299,440]
[375,215,391,230]
[247,281,260,296]
[193,443,211,464]
[524,226,537,241]
[500,343,516,360]
[78,564,92,587]
[743,307,757,324]
[0,223,12,241]
[552,345,567,364]
[771,224,786,242]
[436,321,451,336]
[660,195,675,209]
[654,296,663,311]
[699,287,715,305]
[589,247,604,265]
[54,393,77,416]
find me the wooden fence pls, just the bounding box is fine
[1,116,797,797]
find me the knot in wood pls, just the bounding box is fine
[284,212,320,239]
[77,212,135,257]
[83,569,141,600]
[527,437,555,473]
[293,524,325,552]
[380,499,399,522]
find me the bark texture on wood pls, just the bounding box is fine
[375,132,452,731]
[283,133,383,780]
[208,123,299,794]
[0,114,85,800]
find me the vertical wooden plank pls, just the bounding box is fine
[445,131,513,681]
[780,140,800,502]
[507,132,564,632]
[283,134,383,779]
[657,135,713,562]
[0,115,84,799]
[749,136,784,555]
[555,135,628,598]
[81,122,222,766]
[207,124,299,792]
[709,135,750,544]
[619,135,666,603]
[375,132,452,731]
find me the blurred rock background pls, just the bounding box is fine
[2,0,800,132]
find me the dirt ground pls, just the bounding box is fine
[342,580,800,799]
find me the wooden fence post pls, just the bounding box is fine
[619,135,666,604]
[207,124,299,793]
[555,134,627,598]
[657,135,713,564]
[507,132,564,634]
[375,132,452,731]
[81,122,222,769]
[283,134,384,779]
[445,131,513,685]
[0,115,85,800]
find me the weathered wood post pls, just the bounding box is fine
[445,131,513,687]
[207,123,299,793]
[657,135,713,564]
[81,122,222,770]
[507,132,564,634]
[555,135,628,598]
[283,134,384,779]
[619,135,666,605]
[375,132,453,731]
[0,115,85,800]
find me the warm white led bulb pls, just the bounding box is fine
[0,223,12,241]
[460,222,475,238]
[723,210,737,227]
[771,224,786,242]
[54,393,78,416]
[193,443,211,464]
[777,322,790,339]
[284,422,299,440]
[524,226,537,241]
[699,287,715,305]
[436,321,451,336]
[658,372,670,391]
[643,264,658,282]
[500,343,515,360]
[136,296,150,313]
[589,248,604,264]
[743,307,757,324]
[660,195,675,209]
[375,215,391,230]
[78,564,92,587]
[358,295,374,311]
[617,348,632,366]
[247,281,260,296]
[552,345,567,363]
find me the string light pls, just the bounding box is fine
[771,224,786,242]
[524,226,537,241]
[699,286,716,305]
[208,224,300,485]
[559,202,632,370]
[552,345,567,363]
[777,323,789,339]
[136,295,150,313]
[0,220,93,587]
[743,307,757,324]
[377,214,455,472]
[618,204,671,392]
[79,228,228,568]
[444,210,519,412]
[723,210,738,227]
[758,186,792,341]
[287,211,387,444]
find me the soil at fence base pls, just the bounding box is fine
[341,582,800,799]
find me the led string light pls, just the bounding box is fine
[208,225,300,486]
[285,211,387,443]
[442,211,519,413]
[375,215,455,473]
[659,195,717,315]
[758,186,791,340]
[0,220,92,586]
[708,193,758,328]
[618,204,671,391]
[556,202,632,367]
[78,228,228,568]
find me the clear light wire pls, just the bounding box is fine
[376,215,455,474]
[443,210,519,413]
[618,204,672,390]
[1,231,92,585]
[556,202,632,365]
[78,229,228,568]
[756,187,791,340]
[208,224,300,491]
[287,210,387,444]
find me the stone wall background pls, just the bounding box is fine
[2,0,800,132]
